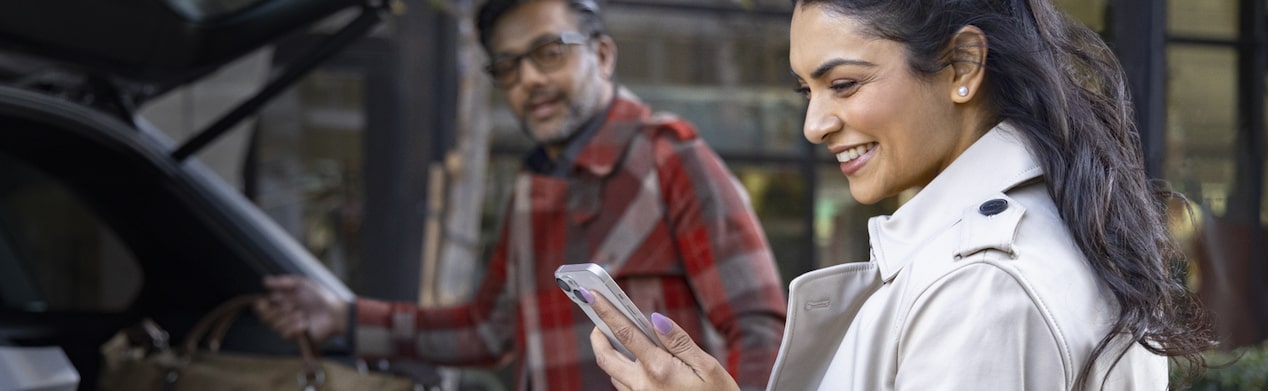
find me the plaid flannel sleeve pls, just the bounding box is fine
[351,205,518,366]
[654,133,788,391]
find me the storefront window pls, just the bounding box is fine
[1166,45,1238,217]
[253,69,368,288]
[1167,0,1238,39]
[1054,0,1107,32]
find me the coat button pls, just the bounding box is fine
[979,199,1008,216]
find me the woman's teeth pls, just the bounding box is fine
[836,143,875,163]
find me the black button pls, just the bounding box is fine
[979,199,1008,216]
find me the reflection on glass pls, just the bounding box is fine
[1053,0,1107,32]
[253,69,366,289]
[1166,0,1237,39]
[1166,45,1237,217]
[732,164,808,287]
[632,87,806,155]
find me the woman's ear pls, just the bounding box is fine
[594,35,618,80]
[947,26,988,103]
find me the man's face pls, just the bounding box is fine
[487,1,614,144]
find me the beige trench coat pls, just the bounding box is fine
[766,124,1167,390]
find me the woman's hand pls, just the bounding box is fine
[586,289,740,391]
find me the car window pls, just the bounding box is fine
[0,152,142,313]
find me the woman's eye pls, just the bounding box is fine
[793,86,810,99]
[830,81,858,93]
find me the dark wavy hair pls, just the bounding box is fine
[476,0,606,55]
[792,0,1214,388]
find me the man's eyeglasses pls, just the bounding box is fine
[486,32,590,88]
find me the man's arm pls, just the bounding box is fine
[258,201,519,367]
[653,128,788,391]
[353,203,519,366]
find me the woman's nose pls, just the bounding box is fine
[803,97,842,144]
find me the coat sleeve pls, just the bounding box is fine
[653,128,788,391]
[895,262,1067,390]
[351,199,518,366]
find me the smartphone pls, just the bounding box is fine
[554,263,664,360]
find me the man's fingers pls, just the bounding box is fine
[262,275,301,290]
[253,297,303,340]
[254,299,285,326]
[281,311,308,339]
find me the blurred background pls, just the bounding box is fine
[1,0,1266,389]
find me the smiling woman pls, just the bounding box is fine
[790,9,990,205]
[584,0,1215,390]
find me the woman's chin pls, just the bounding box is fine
[846,186,885,205]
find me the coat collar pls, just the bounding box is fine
[571,97,649,177]
[869,122,1044,282]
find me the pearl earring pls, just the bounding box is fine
[957,86,969,97]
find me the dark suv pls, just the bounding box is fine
[0,0,394,389]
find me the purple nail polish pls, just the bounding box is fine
[652,312,672,335]
[579,287,595,304]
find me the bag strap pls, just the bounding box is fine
[179,294,326,388]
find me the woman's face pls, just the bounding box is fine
[789,4,980,204]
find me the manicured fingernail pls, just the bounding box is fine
[652,312,672,335]
[579,288,595,304]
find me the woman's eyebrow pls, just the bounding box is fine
[808,58,876,79]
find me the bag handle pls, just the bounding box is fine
[179,294,326,389]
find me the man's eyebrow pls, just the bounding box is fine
[804,58,876,79]
[494,33,561,57]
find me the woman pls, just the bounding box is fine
[582,0,1212,389]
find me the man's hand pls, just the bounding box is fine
[586,290,741,391]
[253,275,348,342]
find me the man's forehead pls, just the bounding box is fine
[488,1,577,53]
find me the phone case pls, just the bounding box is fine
[554,263,664,359]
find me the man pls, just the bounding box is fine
[254,1,787,390]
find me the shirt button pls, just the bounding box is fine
[979,199,1009,216]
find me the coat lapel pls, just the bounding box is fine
[767,262,882,390]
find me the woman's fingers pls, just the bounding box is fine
[591,327,644,387]
[587,289,742,390]
[611,377,632,391]
[649,312,719,373]
[586,290,668,362]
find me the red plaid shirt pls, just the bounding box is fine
[353,97,787,391]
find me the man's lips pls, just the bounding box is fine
[525,96,563,120]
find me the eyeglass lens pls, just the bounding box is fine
[489,34,584,87]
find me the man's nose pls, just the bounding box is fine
[516,58,549,88]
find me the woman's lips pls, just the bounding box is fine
[835,142,877,176]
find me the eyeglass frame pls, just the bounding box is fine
[484,31,593,88]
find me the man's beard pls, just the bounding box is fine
[521,100,587,144]
[519,88,602,144]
